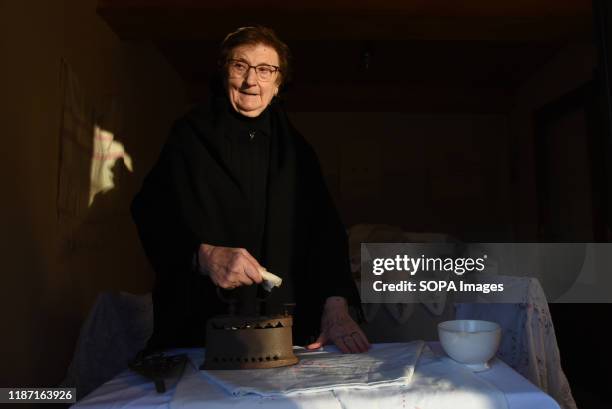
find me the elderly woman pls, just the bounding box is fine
[131,26,369,354]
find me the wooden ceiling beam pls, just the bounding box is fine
[98,10,591,43]
[97,0,590,17]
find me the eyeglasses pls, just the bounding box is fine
[226,59,280,82]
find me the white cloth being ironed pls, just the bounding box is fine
[171,343,511,409]
[199,341,425,397]
[332,346,509,409]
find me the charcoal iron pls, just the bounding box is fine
[201,287,299,370]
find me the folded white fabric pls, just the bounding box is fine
[333,345,509,409]
[199,341,425,397]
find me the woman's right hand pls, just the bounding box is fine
[197,244,263,289]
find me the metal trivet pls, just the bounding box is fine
[129,352,188,393]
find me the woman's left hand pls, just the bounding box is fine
[306,296,371,353]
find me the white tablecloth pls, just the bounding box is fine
[72,343,560,409]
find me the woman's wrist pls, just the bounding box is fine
[197,243,216,273]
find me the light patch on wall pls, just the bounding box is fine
[89,125,133,206]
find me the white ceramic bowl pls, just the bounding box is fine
[438,320,501,371]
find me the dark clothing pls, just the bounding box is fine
[131,96,361,350]
[223,105,271,259]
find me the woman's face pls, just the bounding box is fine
[226,43,280,117]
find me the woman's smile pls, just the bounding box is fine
[226,43,279,117]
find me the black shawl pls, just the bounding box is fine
[131,96,361,349]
